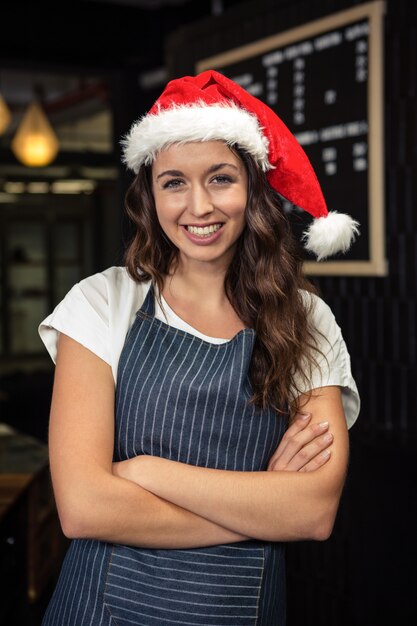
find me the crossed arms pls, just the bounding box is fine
[48,333,349,549]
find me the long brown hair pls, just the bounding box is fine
[123,144,324,417]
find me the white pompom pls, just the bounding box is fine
[302,211,360,261]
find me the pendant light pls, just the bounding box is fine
[0,91,12,135]
[11,85,59,167]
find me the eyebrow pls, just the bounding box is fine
[156,162,239,181]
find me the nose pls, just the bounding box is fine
[188,184,215,218]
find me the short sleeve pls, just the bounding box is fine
[38,266,151,383]
[293,292,360,429]
[38,280,110,366]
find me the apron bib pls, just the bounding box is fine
[43,283,287,626]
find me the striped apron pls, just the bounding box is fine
[42,283,287,625]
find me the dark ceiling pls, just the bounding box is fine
[0,0,247,176]
[0,0,244,72]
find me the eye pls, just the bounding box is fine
[162,178,184,189]
[211,174,234,185]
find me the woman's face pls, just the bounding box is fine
[151,140,248,271]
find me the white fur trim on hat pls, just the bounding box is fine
[302,211,360,261]
[121,102,271,173]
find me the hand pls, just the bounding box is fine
[267,413,333,472]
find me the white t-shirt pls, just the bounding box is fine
[38,265,360,428]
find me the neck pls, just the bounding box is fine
[164,256,231,304]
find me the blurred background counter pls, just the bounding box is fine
[0,424,67,625]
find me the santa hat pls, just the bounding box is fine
[121,69,359,260]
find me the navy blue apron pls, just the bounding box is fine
[42,283,287,625]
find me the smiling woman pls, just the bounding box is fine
[152,141,247,266]
[38,69,360,625]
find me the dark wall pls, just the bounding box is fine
[166,0,417,624]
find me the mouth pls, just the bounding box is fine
[182,222,224,238]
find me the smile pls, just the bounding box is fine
[185,223,223,237]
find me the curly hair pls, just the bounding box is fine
[123,144,324,417]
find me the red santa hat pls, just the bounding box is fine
[122,69,359,260]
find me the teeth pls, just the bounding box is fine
[186,224,222,237]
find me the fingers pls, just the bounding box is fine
[267,412,311,470]
[268,412,311,458]
[299,448,332,472]
[271,414,329,466]
[267,413,335,472]
[266,412,307,470]
[269,430,333,471]
[288,412,312,435]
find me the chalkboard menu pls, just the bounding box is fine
[196,1,386,275]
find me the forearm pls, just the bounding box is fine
[55,468,249,548]
[121,455,347,542]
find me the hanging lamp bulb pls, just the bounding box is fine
[11,90,59,167]
[0,92,12,135]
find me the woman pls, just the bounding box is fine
[39,70,360,625]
